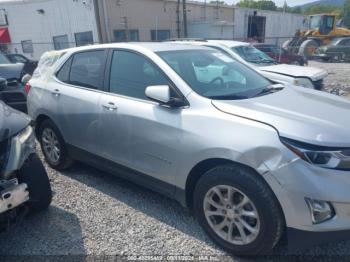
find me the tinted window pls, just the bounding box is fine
[0,53,10,64]
[22,40,34,54]
[114,30,127,42]
[56,57,72,83]
[158,49,272,100]
[53,35,69,50]
[151,30,170,41]
[69,51,105,89]
[75,31,94,47]
[109,50,169,100]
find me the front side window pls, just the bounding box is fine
[233,45,277,65]
[157,49,272,100]
[109,50,169,100]
[69,50,105,89]
[12,55,27,63]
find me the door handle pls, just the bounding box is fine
[102,102,118,111]
[52,89,60,97]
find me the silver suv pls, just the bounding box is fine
[27,43,350,255]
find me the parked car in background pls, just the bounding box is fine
[0,100,52,223]
[28,43,350,255]
[6,53,38,75]
[253,43,307,66]
[0,52,26,86]
[0,77,27,113]
[171,40,327,90]
[316,37,350,62]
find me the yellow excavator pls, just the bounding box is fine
[283,14,350,58]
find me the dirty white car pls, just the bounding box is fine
[173,40,328,90]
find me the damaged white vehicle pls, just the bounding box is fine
[0,100,51,223]
[172,40,328,90]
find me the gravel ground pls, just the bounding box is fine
[1,62,350,261]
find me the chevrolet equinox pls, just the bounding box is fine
[27,43,350,255]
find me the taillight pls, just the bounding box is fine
[24,82,31,94]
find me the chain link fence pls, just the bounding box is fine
[1,35,349,64]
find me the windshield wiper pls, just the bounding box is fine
[208,94,248,100]
[252,84,284,97]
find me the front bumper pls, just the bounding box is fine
[265,159,350,250]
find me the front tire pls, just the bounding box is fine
[17,153,52,211]
[38,119,73,170]
[193,164,284,255]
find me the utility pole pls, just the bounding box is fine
[176,0,181,38]
[182,0,188,38]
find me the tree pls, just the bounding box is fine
[343,0,350,28]
[302,5,341,16]
[236,0,277,11]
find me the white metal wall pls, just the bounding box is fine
[0,0,99,59]
[234,8,307,45]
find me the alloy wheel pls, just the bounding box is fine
[42,127,61,164]
[203,185,260,245]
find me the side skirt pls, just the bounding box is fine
[67,144,188,207]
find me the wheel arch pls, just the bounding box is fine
[185,158,280,210]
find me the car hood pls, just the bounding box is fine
[212,87,350,147]
[259,64,327,81]
[0,63,24,81]
[0,101,30,141]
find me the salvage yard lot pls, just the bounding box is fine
[0,61,350,260]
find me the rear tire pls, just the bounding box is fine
[17,153,52,211]
[193,164,285,255]
[38,119,73,170]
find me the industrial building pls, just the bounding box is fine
[0,0,100,59]
[0,0,307,60]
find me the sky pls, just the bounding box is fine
[198,0,317,7]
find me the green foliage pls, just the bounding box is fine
[236,0,277,11]
[343,0,350,27]
[302,4,342,15]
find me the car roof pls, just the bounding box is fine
[207,40,251,48]
[61,42,211,54]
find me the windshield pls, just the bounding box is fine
[157,49,272,100]
[0,53,10,64]
[232,45,277,66]
[310,15,322,29]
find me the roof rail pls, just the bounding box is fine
[166,38,208,42]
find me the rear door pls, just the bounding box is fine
[53,49,108,155]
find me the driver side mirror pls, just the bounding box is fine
[145,85,186,107]
[0,77,7,91]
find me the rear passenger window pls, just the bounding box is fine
[69,50,105,89]
[109,50,169,100]
[56,57,72,83]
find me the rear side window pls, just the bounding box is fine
[56,57,72,83]
[69,50,105,89]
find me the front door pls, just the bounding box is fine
[99,49,184,185]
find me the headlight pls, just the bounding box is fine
[293,78,314,89]
[281,137,350,170]
[2,125,35,178]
